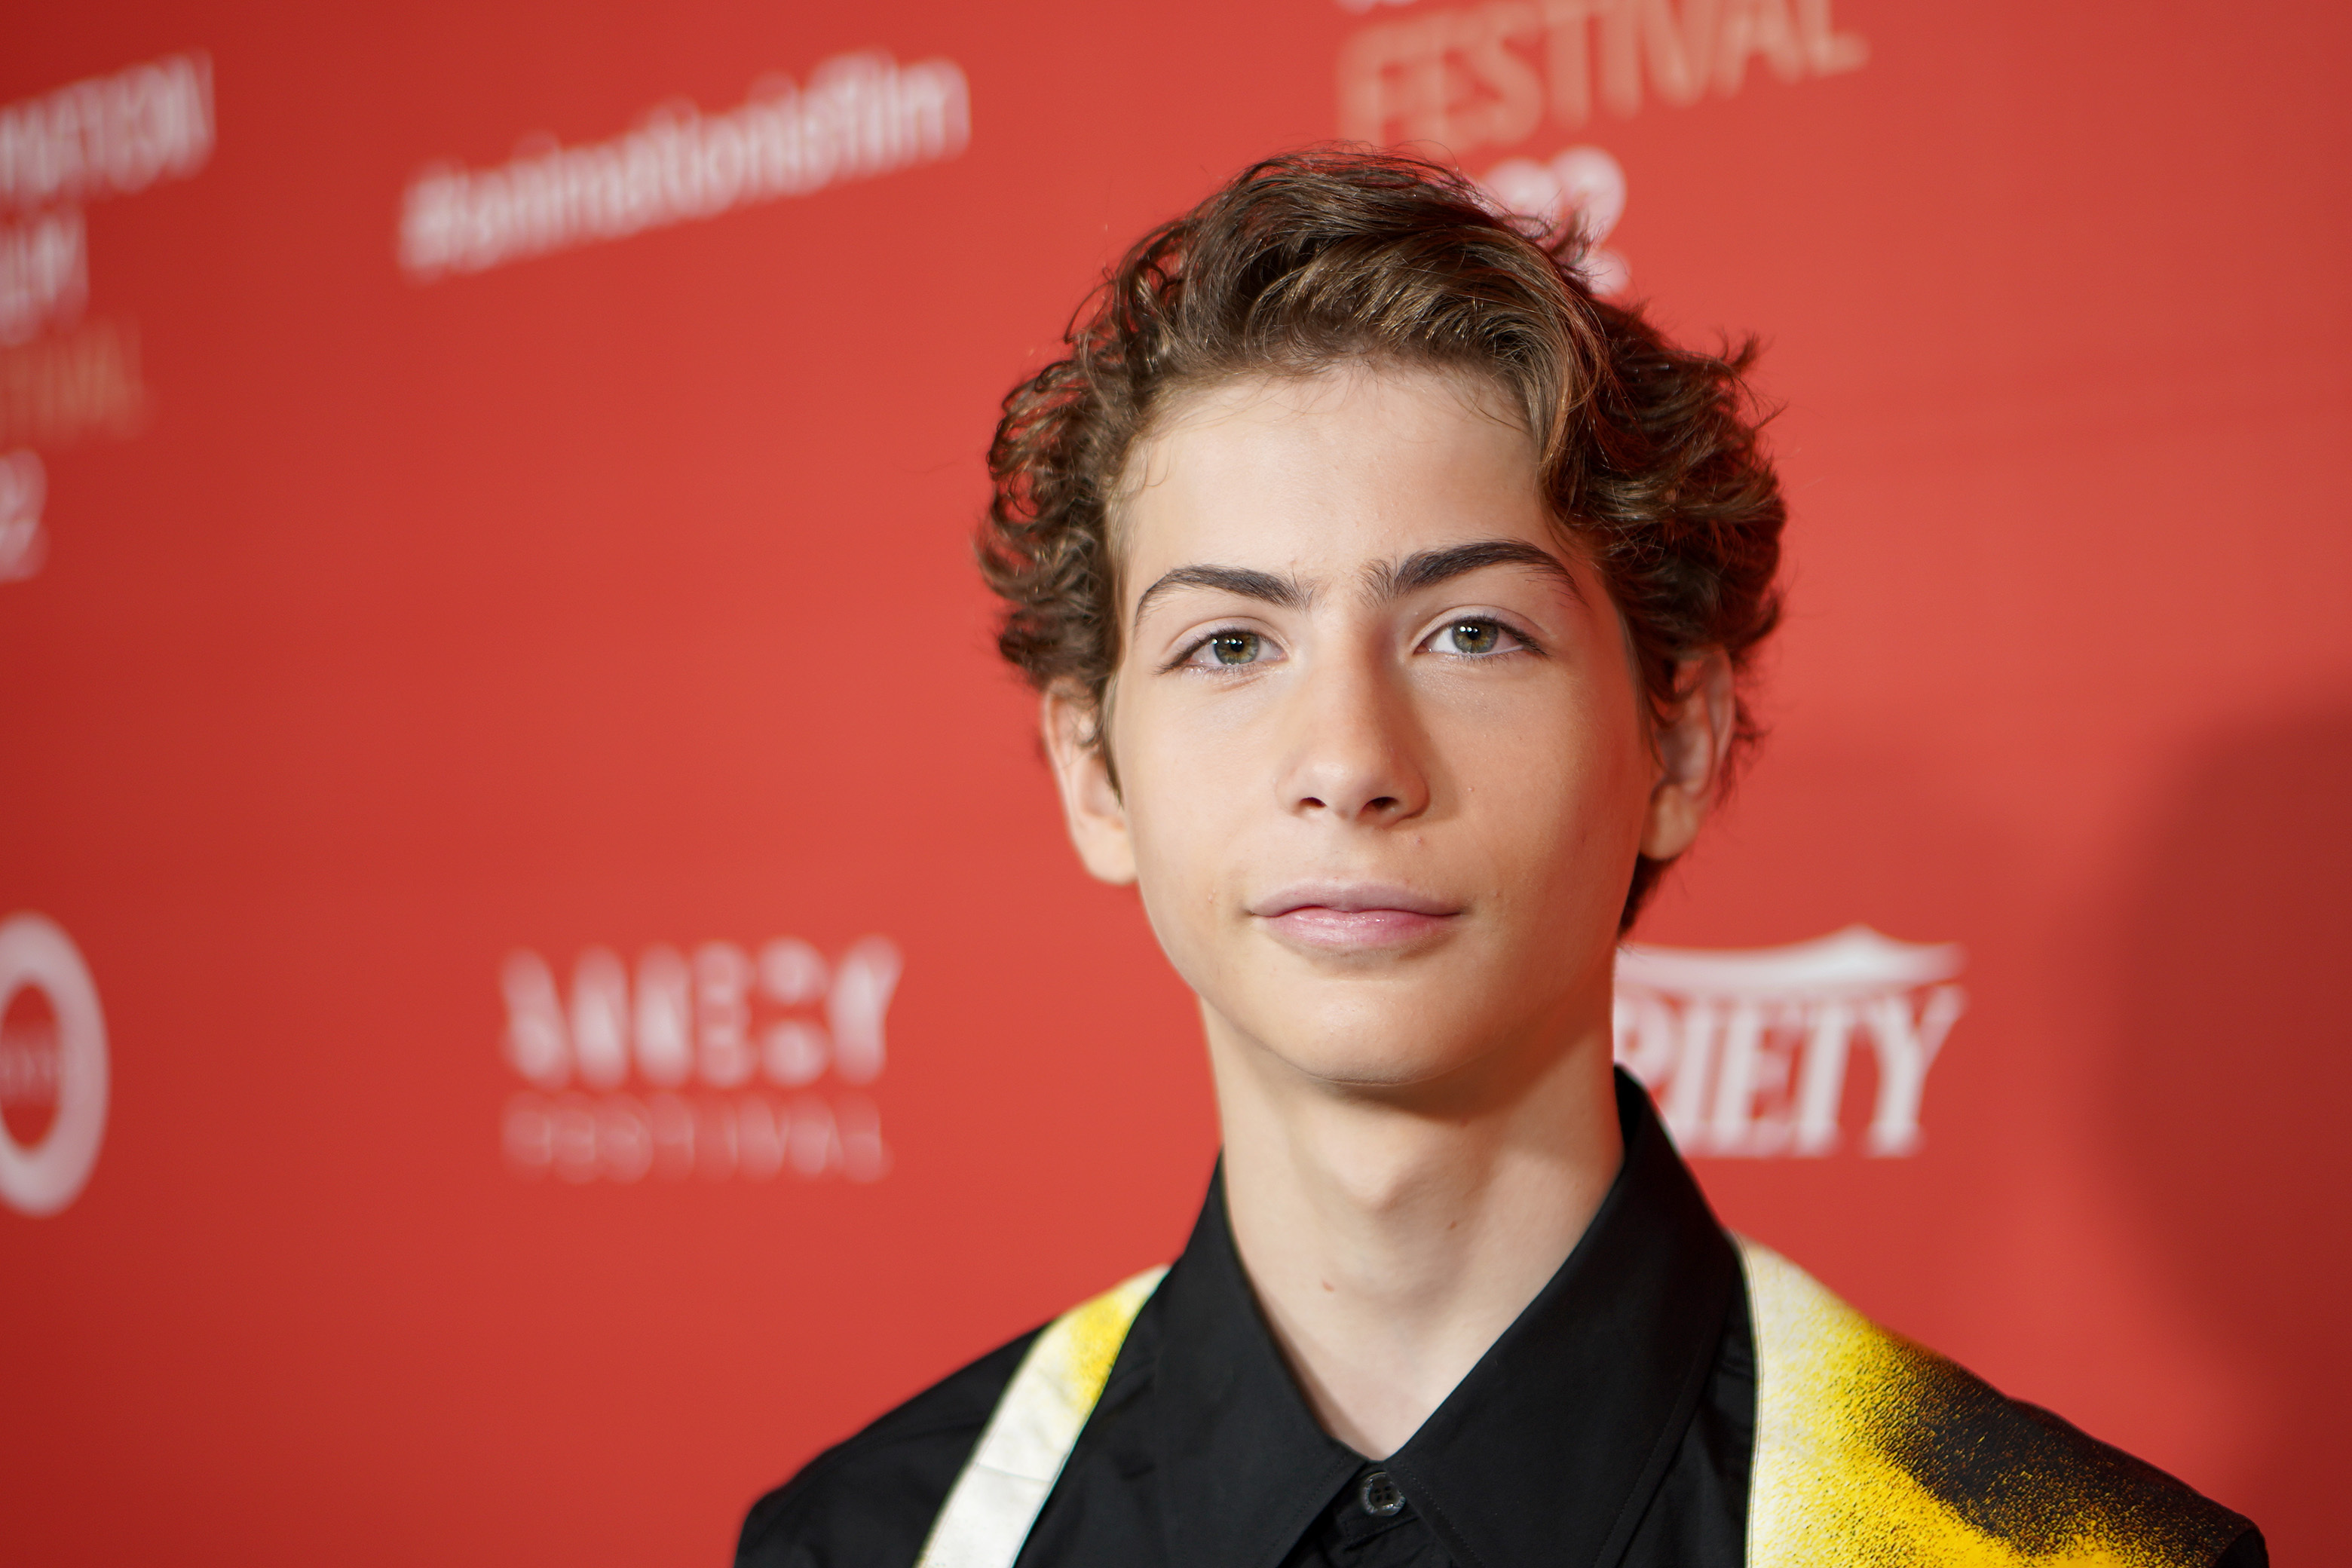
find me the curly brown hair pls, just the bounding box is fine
[976,147,1785,926]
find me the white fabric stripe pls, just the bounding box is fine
[915,1266,1168,1568]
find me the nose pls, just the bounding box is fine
[1276,649,1432,825]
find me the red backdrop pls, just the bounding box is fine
[3,0,2347,1561]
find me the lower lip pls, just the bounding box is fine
[1262,908,1454,951]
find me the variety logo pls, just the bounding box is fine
[1338,0,1867,157]
[0,913,109,1217]
[400,50,970,282]
[498,936,902,1184]
[1615,926,1965,1156]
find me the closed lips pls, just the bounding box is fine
[1249,885,1459,918]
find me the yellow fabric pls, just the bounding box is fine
[914,1266,1165,1568]
[1051,1267,1165,1411]
[1740,1238,2228,1568]
[921,1245,2237,1568]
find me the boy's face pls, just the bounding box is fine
[1046,363,1723,1092]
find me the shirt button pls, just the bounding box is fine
[1358,1469,1406,1518]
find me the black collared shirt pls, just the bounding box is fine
[737,1073,2262,1567]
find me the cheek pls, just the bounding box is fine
[1451,679,1652,886]
[1113,697,1242,936]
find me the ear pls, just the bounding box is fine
[1640,651,1735,863]
[1042,688,1138,886]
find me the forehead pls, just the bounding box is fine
[1116,363,1548,585]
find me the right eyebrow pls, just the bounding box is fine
[1131,565,1310,631]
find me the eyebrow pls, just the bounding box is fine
[1131,565,1309,629]
[1131,537,1580,632]
[1377,539,1583,602]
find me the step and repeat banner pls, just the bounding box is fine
[3,1,2345,1561]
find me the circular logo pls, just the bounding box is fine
[0,913,108,1216]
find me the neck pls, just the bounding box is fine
[1208,1008,1625,1459]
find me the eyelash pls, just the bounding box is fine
[1163,626,1267,673]
[1425,617,1539,658]
[1162,615,1543,672]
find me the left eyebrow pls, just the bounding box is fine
[1373,539,1583,603]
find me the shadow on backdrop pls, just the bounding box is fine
[2108,703,2352,1558]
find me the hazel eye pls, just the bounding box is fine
[1205,631,1262,666]
[1429,619,1514,657]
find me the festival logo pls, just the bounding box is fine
[1615,926,1965,1156]
[498,936,902,1184]
[0,51,213,574]
[1336,0,1867,155]
[1338,0,1869,302]
[0,913,110,1217]
[399,50,969,282]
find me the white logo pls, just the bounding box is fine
[0,54,216,213]
[498,935,901,1184]
[1615,926,1965,1157]
[0,53,208,499]
[0,913,109,1216]
[400,51,970,282]
[1337,0,1867,156]
[1479,145,1631,297]
[0,54,214,347]
[0,208,86,346]
[0,449,45,580]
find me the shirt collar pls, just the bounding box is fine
[1146,1069,1740,1568]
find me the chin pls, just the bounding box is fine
[1187,953,1563,1089]
[1257,1015,1488,1090]
[1285,1051,1468,1091]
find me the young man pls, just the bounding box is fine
[738,151,2263,1568]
